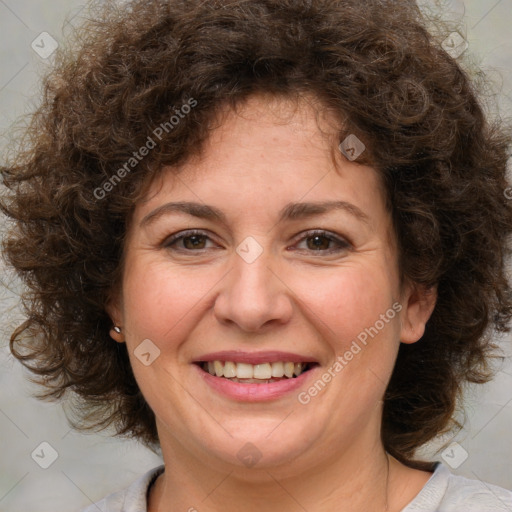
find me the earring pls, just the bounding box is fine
[110,325,125,344]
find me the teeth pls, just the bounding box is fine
[271,361,284,377]
[202,360,311,379]
[223,361,237,378]
[214,360,224,377]
[253,363,272,379]
[236,362,254,379]
[284,362,295,378]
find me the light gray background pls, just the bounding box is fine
[1,1,511,511]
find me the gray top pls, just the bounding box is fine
[81,462,512,511]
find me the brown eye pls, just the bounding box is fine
[293,230,351,254]
[163,230,216,251]
[306,234,331,251]
[182,234,208,250]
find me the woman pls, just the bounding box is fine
[2,0,512,510]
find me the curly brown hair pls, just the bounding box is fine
[2,0,512,468]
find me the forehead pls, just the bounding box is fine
[137,94,384,210]
[125,93,397,259]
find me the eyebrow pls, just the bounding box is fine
[140,200,370,228]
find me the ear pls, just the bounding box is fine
[105,290,125,343]
[399,280,437,344]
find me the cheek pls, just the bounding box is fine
[296,263,398,349]
[121,257,213,342]
[121,249,400,355]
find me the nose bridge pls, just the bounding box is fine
[233,244,274,297]
[213,238,293,331]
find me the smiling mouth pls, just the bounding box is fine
[195,361,319,383]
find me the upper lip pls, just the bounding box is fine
[193,351,319,365]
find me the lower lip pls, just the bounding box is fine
[194,363,319,402]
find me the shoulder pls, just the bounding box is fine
[402,462,512,512]
[80,465,165,512]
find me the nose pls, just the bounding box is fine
[213,246,294,333]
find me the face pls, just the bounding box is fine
[108,94,435,476]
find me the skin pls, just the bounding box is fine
[108,93,438,512]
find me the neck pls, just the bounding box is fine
[147,432,423,512]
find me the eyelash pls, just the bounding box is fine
[162,229,351,255]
